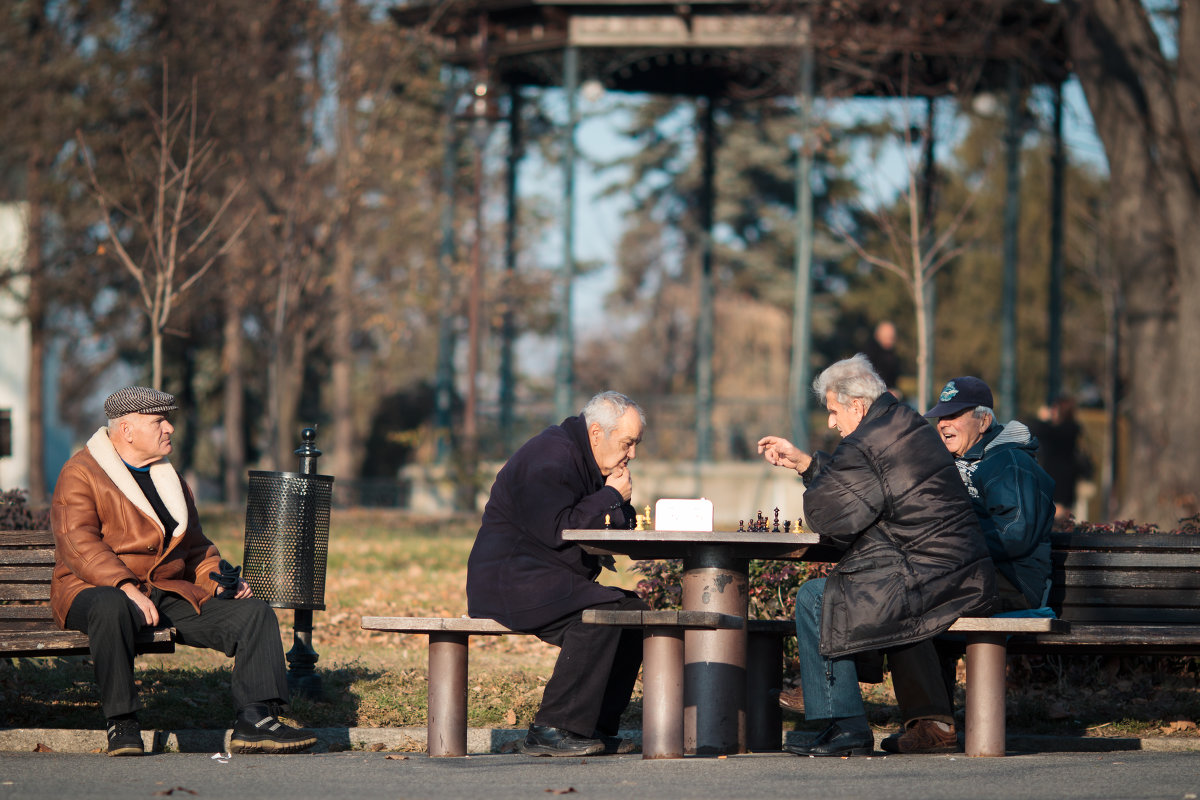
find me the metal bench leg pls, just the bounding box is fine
[964,632,1008,757]
[428,632,469,757]
[746,632,783,751]
[642,627,685,759]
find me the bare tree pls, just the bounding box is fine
[77,66,252,389]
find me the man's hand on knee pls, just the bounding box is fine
[120,582,159,627]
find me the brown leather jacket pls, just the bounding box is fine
[50,428,222,627]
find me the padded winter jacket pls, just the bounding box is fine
[50,428,221,627]
[801,393,998,658]
[955,421,1055,608]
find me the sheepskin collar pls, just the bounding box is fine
[86,427,187,538]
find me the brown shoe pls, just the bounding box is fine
[777,687,805,713]
[881,719,958,754]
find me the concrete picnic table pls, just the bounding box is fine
[562,529,828,755]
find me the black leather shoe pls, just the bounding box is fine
[519,725,605,757]
[784,721,874,757]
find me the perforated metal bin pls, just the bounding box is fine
[242,469,333,611]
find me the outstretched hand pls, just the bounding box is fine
[757,435,813,474]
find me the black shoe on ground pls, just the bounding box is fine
[106,718,144,757]
[519,725,605,757]
[783,719,874,757]
[230,715,317,754]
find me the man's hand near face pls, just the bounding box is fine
[606,464,633,502]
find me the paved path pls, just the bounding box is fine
[1,748,1199,800]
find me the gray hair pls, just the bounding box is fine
[972,405,996,424]
[581,391,645,435]
[812,354,887,405]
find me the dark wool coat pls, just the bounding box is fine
[466,415,634,631]
[50,428,221,627]
[801,393,998,658]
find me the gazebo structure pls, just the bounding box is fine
[392,0,1070,460]
[391,1,1072,755]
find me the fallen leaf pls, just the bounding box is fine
[385,754,409,760]
[367,742,387,751]
[545,789,577,795]
[504,709,517,726]
[152,788,197,797]
[1159,720,1198,734]
[32,743,54,753]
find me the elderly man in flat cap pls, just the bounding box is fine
[50,387,316,756]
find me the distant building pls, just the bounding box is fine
[0,202,70,495]
[0,202,31,492]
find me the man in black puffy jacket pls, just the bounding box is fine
[759,355,997,757]
[467,391,648,757]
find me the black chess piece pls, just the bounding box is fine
[737,520,745,532]
[772,507,781,533]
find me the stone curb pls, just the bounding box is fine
[1,727,1197,755]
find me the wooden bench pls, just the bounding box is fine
[746,615,1067,758]
[1,529,175,658]
[581,608,743,759]
[1007,531,1200,656]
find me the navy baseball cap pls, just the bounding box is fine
[924,377,994,418]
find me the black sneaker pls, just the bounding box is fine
[230,715,317,754]
[518,725,605,757]
[106,718,144,757]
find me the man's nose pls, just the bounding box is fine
[828,414,837,429]
[627,443,637,460]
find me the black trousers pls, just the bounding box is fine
[65,586,290,720]
[886,638,954,725]
[530,593,647,737]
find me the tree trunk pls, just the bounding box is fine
[222,280,246,506]
[24,156,46,504]
[1065,1,1200,525]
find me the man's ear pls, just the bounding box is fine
[588,422,603,445]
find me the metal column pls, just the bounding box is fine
[789,28,815,449]
[696,97,716,463]
[1000,64,1023,421]
[554,47,579,421]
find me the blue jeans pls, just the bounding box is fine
[794,578,864,721]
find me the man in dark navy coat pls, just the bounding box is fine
[467,391,648,756]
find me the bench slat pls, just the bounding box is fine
[360,616,522,635]
[0,530,53,547]
[947,617,1069,634]
[0,585,51,601]
[0,549,56,567]
[0,626,175,658]
[581,609,743,629]
[0,565,54,581]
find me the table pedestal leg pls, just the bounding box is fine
[682,548,748,755]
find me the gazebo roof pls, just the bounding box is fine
[391,0,1070,98]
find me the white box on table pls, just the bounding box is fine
[653,498,714,532]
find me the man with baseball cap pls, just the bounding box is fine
[892,376,1056,754]
[50,387,316,756]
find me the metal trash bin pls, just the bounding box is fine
[242,428,332,698]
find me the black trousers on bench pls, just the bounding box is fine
[531,593,647,737]
[66,586,289,720]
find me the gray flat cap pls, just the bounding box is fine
[104,386,178,420]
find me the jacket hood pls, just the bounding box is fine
[967,420,1039,461]
[85,427,188,538]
